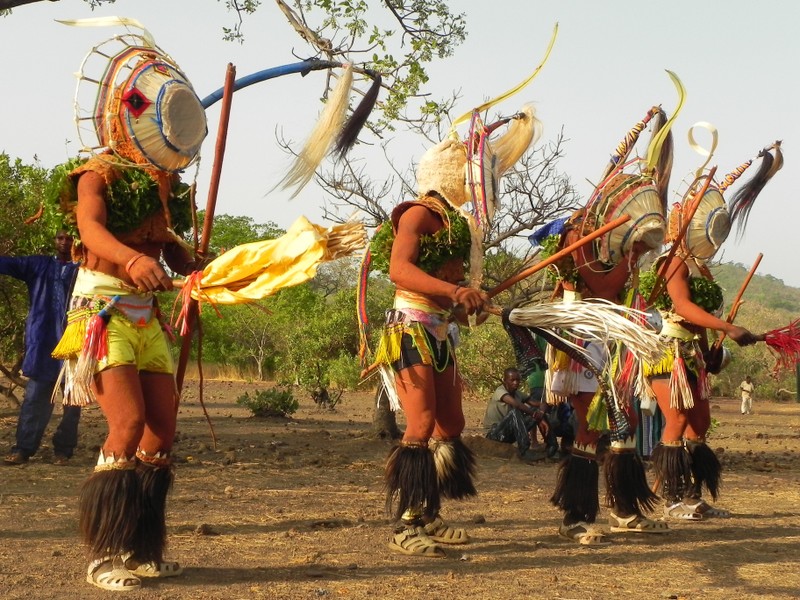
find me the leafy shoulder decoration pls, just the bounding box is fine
[46,156,193,239]
[538,233,578,285]
[639,268,723,314]
[369,207,471,275]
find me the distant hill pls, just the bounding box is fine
[713,262,800,316]
[708,261,799,401]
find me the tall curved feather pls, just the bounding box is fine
[450,23,559,130]
[276,64,354,198]
[645,70,685,172]
[650,108,673,210]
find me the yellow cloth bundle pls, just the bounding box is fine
[185,216,365,305]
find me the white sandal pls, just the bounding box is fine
[388,525,446,557]
[664,502,703,521]
[609,512,670,533]
[684,500,731,519]
[87,556,141,592]
[129,560,183,578]
[424,516,470,544]
[558,521,610,546]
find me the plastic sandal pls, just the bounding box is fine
[388,525,446,557]
[52,454,70,466]
[608,512,669,534]
[664,502,703,521]
[685,500,731,519]
[86,556,141,592]
[558,521,610,546]
[424,516,470,544]
[125,557,184,578]
[3,452,28,465]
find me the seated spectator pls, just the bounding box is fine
[484,367,545,459]
[543,400,575,459]
[524,358,549,446]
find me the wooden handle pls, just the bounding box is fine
[489,213,632,298]
[176,63,237,393]
[711,252,763,350]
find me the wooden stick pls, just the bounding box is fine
[175,63,236,393]
[488,214,632,298]
[711,252,763,350]
[647,166,717,305]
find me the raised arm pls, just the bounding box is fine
[663,255,758,346]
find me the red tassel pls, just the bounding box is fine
[613,290,647,404]
[82,314,109,361]
[171,271,222,336]
[764,318,800,374]
[697,364,711,401]
[614,350,636,404]
[669,350,693,409]
[356,247,372,367]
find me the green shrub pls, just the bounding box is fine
[457,320,516,397]
[327,353,363,391]
[236,388,298,418]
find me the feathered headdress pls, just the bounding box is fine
[668,131,783,259]
[581,71,686,264]
[415,24,558,286]
[63,17,381,191]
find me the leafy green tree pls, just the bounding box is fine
[272,0,466,131]
[191,303,276,379]
[0,153,57,255]
[0,154,64,372]
[195,211,284,255]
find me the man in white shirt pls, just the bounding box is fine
[740,375,755,415]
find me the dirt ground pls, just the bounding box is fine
[1,379,799,600]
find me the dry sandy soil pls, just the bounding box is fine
[1,379,799,600]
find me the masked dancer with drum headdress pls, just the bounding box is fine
[52,17,377,590]
[535,73,684,545]
[639,133,782,521]
[371,113,540,557]
[42,21,214,591]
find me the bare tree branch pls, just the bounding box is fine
[303,123,580,308]
[0,0,59,10]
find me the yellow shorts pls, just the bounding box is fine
[98,314,174,374]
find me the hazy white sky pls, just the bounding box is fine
[2,0,798,287]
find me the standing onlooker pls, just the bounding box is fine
[1,230,80,465]
[740,375,755,415]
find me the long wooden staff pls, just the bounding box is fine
[488,213,632,298]
[647,166,718,305]
[175,63,236,394]
[711,253,763,350]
